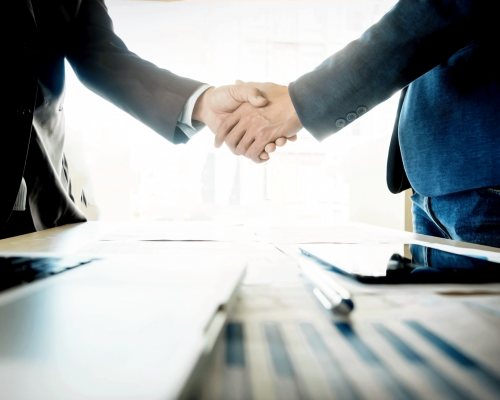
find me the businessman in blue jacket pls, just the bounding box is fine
[215,0,500,248]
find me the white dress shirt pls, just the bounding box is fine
[176,84,212,139]
[12,84,213,212]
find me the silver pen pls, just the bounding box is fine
[297,255,354,315]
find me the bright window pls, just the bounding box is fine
[64,0,402,227]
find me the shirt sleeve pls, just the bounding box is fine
[176,84,213,139]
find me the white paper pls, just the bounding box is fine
[249,225,412,244]
[100,222,260,242]
[198,284,500,400]
[78,240,301,285]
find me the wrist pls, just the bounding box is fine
[285,92,303,136]
[192,87,214,124]
[290,108,303,133]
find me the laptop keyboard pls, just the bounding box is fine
[0,256,96,293]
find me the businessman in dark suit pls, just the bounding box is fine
[216,0,500,247]
[0,0,279,239]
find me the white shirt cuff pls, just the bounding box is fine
[177,84,213,139]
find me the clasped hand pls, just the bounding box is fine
[194,81,301,162]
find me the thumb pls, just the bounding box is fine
[230,84,268,107]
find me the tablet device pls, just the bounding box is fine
[299,243,500,283]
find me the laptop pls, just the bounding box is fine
[0,252,246,400]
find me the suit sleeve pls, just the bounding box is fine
[65,0,203,144]
[288,0,485,141]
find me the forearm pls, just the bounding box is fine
[66,0,204,144]
[289,0,479,140]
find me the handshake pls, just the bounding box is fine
[192,81,303,163]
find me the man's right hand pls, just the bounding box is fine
[192,85,267,131]
[193,84,294,161]
[213,81,302,163]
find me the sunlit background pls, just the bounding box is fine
[64,0,405,228]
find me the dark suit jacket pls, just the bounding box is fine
[1,0,200,234]
[289,0,500,197]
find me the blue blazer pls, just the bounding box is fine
[289,0,500,197]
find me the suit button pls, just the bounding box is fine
[23,42,36,54]
[356,106,367,116]
[335,118,346,128]
[346,112,357,122]
[17,106,33,117]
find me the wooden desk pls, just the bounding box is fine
[0,222,119,253]
[1,221,500,400]
[2,221,499,255]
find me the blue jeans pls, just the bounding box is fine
[411,187,500,248]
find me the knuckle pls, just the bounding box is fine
[226,140,237,151]
[246,149,257,159]
[240,115,250,126]
[263,130,274,142]
[218,118,230,133]
[225,133,237,146]
[236,144,246,156]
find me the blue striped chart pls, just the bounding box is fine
[300,322,363,400]
[334,322,419,400]
[373,323,473,400]
[405,320,500,395]
[263,322,306,400]
[223,322,253,400]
